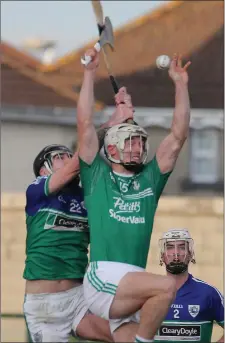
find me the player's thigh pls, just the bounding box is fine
[117,271,176,299]
[83,262,175,321]
[110,271,176,318]
[83,262,120,319]
[83,262,148,320]
[24,305,71,343]
[23,288,79,343]
[76,313,112,342]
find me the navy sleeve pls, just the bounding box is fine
[211,287,224,327]
[25,176,51,216]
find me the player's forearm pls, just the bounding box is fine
[48,152,80,194]
[171,80,190,143]
[77,69,96,129]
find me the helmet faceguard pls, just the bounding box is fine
[104,124,149,171]
[33,144,73,177]
[159,229,196,275]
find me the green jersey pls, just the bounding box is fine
[23,176,89,280]
[79,154,171,268]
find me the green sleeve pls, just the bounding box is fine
[144,155,172,203]
[79,153,108,196]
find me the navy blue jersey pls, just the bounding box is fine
[23,175,89,280]
[154,273,224,342]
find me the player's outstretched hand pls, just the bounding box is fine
[115,87,133,109]
[82,46,100,71]
[168,53,191,84]
[108,105,133,126]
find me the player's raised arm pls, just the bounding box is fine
[77,46,134,165]
[77,47,100,165]
[156,53,191,173]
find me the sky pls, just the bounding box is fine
[2,1,165,59]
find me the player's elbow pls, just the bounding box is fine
[171,132,187,149]
[77,104,92,124]
[172,138,183,155]
[171,117,190,144]
[77,115,92,130]
[77,116,94,143]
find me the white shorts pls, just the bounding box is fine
[23,285,88,342]
[83,261,144,333]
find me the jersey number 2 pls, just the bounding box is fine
[173,309,180,319]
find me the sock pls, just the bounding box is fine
[134,335,154,343]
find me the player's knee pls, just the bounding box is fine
[76,314,112,342]
[113,322,137,342]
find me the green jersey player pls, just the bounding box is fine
[23,104,133,342]
[155,228,224,343]
[77,46,191,343]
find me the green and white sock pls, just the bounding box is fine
[134,335,154,343]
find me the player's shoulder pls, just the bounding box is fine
[139,157,157,184]
[98,153,111,167]
[26,176,48,190]
[142,155,159,173]
[190,274,223,298]
[143,156,156,167]
[80,152,108,168]
[26,176,50,199]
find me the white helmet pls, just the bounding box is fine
[159,228,196,274]
[104,123,149,165]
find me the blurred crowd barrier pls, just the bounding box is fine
[1,193,223,342]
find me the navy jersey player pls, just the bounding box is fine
[23,145,112,343]
[154,228,224,343]
[23,95,133,343]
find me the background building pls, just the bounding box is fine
[1,0,223,195]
